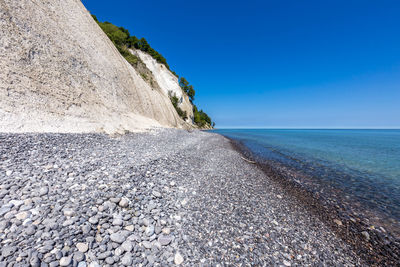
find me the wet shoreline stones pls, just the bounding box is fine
[230,139,400,266]
[0,129,366,266]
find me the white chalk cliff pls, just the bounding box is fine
[132,50,194,123]
[0,0,193,133]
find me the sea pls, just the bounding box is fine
[212,129,400,236]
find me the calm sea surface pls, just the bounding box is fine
[212,129,400,230]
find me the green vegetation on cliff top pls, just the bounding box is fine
[92,15,214,128]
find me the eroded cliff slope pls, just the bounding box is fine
[0,0,189,133]
[132,50,194,123]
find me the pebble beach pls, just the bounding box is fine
[0,129,367,266]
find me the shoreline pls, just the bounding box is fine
[227,137,400,266]
[0,129,372,266]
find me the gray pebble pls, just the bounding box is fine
[73,252,85,262]
[30,256,41,267]
[147,255,155,264]
[105,257,114,265]
[39,187,49,196]
[152,191,162,198]
[110,198,120,204]
[97,251,111,260]
[88,217,98,224]
[114,247,124,256]
[82,224,91,234]
[59,256,72,266]
[118,198,129,208]
[121,241,133,252]
[110,232,125,244]
[158,235,172,246]
[2,245,16,257]
[361,231,370,241]
[121,253,132,266]
[25,225,37,236]
[76,243,88,253]
[145,225,154,236]
[112,218,123,226]
[88,262,100,267]
[142,241,152,249]
[174,252,184,265]
[63,209,75,217]
[0,206,12,217]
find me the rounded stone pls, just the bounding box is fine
[114,247,124,256]
[88,217,98,224]
[112,218,123,226]
[105,257,114,264]
[30,256,41,267]
[145,225,154,236]
[25,225,37,236]
[63,209,75,217]
[88,262,100,267]
[2,245,16,257]
[124,225,134,232]
[152,191,162,198]
[121,241,133,252]
[142,241,152,249]
[174,252,184,265]
[361,231,370,241]
[15,211,29,220]
[82,224,91,234]
[118,198,129,208]
[110,197,121,203]
[59,256,72,266]
[110,232,125,244]
[73,251,85,262]
[39,187,49,196]
[158,235,172,246]
[334,219,343,226]
[76,243,88,253]
[121,253,132,266]
[162,227,171,235]
[283,260,292,266]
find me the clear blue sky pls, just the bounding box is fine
[82,0,400,128]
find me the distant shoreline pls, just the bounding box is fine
[224,136,400,266]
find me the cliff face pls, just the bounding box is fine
[0,0,191,133]
[132,50,194,123]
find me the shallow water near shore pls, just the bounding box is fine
[212,129,400,236]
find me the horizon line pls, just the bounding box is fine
[213,127,400,130]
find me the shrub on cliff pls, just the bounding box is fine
[95,20,169,69]
[193,105,212,128]
[180,78,214,127]
[169,92,187,120]
[99,22,128,46]
[179,77,195,102]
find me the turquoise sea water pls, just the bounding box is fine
[212,129,400,229]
